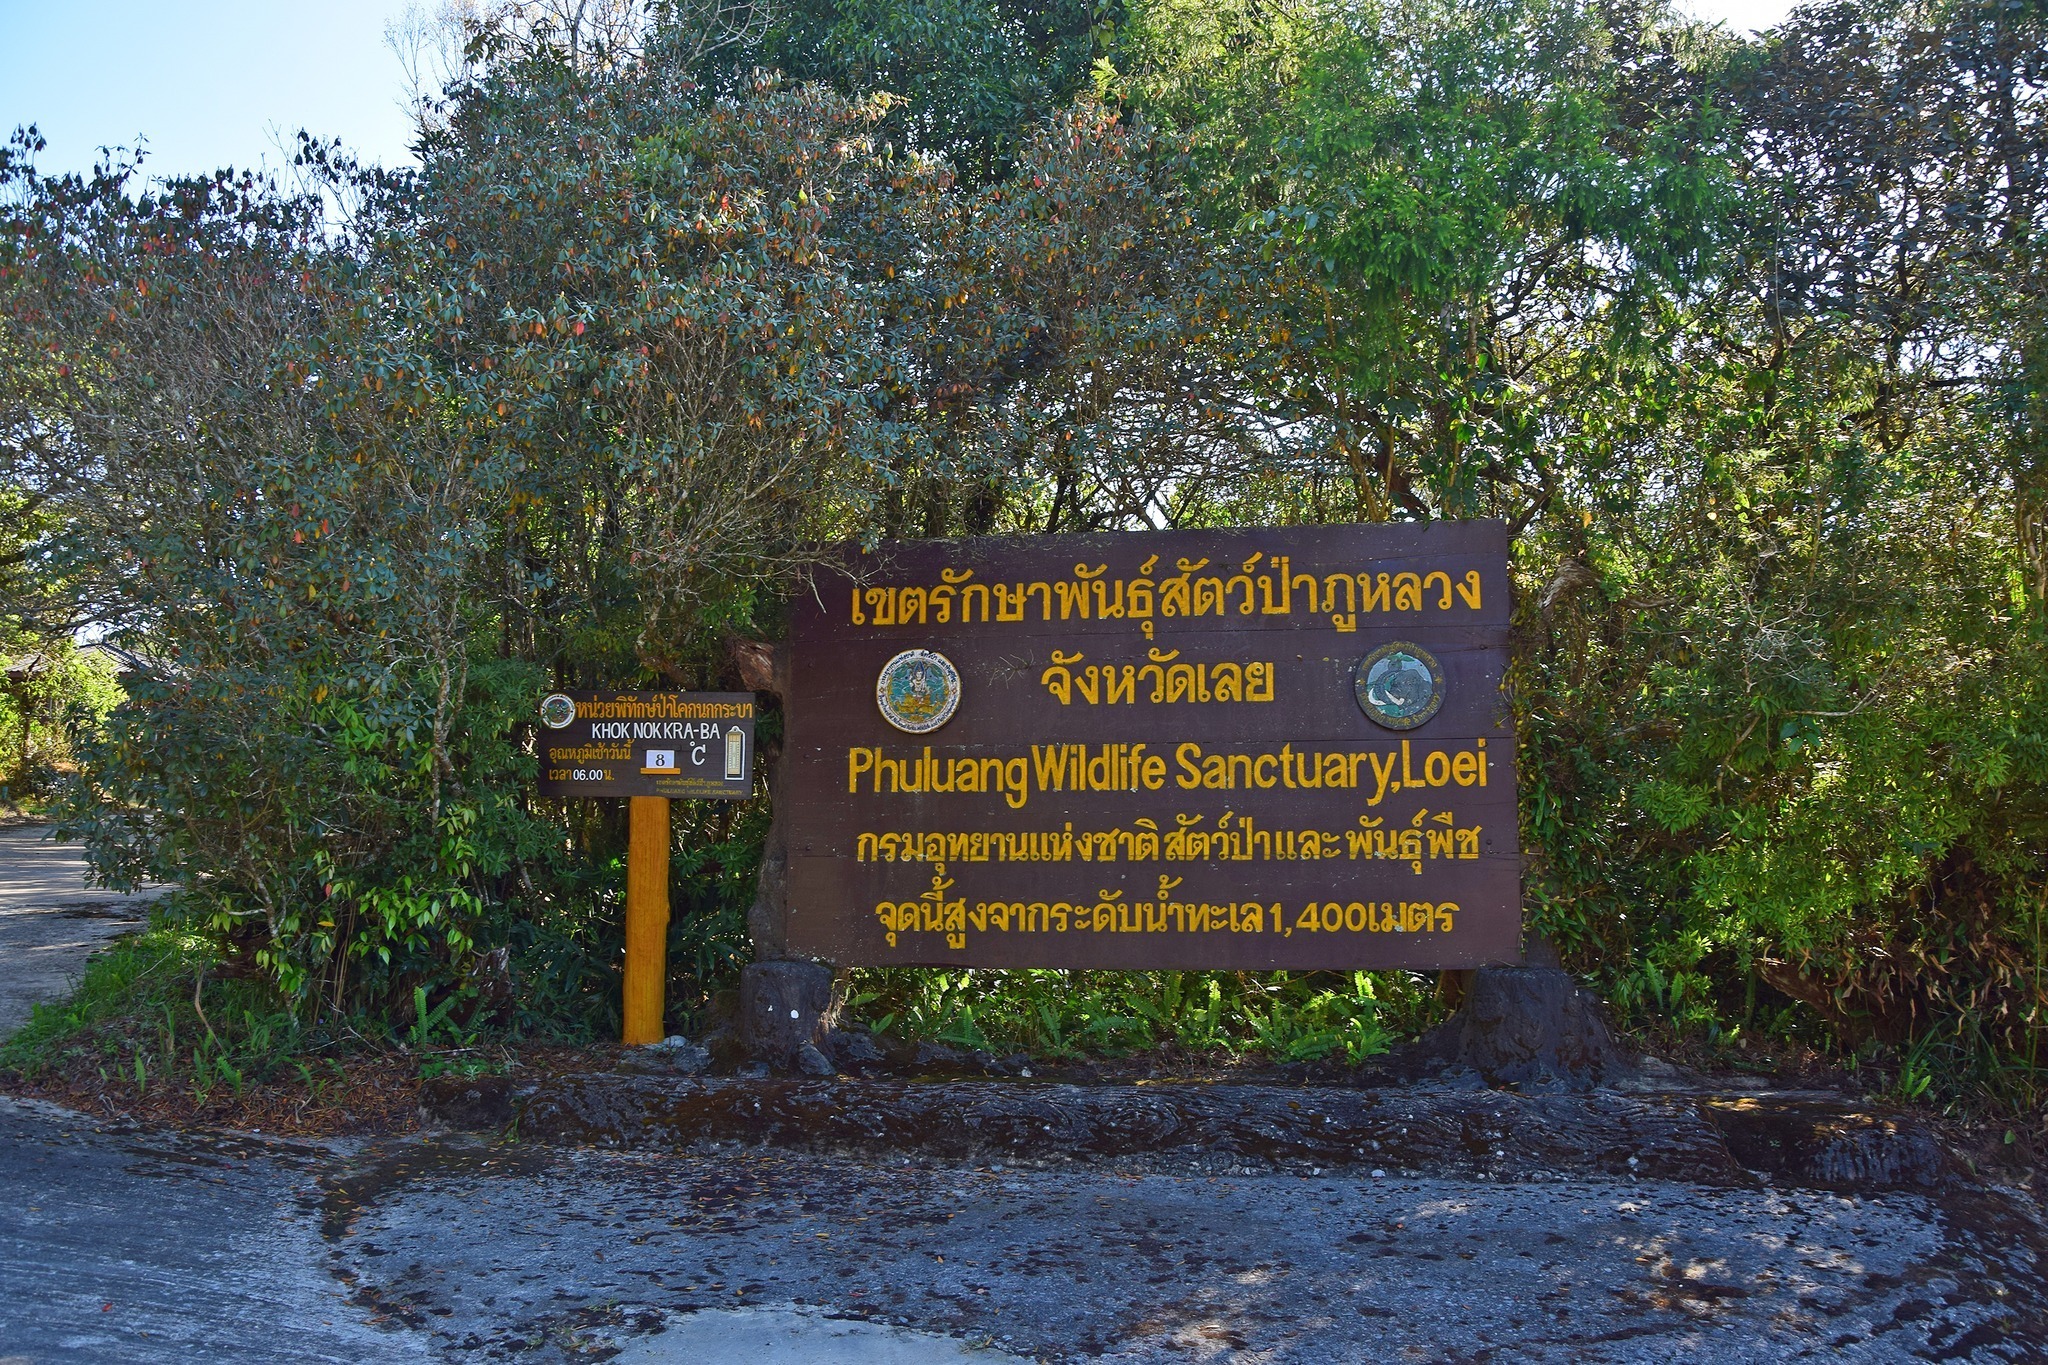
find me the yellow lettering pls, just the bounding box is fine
[1367,751,1399,806]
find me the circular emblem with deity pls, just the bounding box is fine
[539,692,578,729]
[1354,642,1446,731]
[875,649,962,734]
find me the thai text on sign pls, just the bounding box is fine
[537,691,755,800]
[783,523,1520,969]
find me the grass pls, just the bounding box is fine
[0,925,334,1107]
[0,793,60,824]
[842,967,1447,1064]
[0,921,516,1131]
[2,924,1453,1137]
[10,923,2041,1182]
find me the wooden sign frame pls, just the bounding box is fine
[782,523,1521,969]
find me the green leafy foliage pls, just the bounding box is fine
[1106,0,2048,1097]
[849,966,1421,1060]
[2,0,2043,1107]
[0,925,328,1105]
[0,638,121,801]
[749,0,1116,184]
[1504,0,2047,1097]
[0,11,1268,1034]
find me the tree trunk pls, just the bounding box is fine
[732,638,791,961]
[1420,936,1626,1089]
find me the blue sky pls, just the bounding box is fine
[3,1,421,180]
[3,0,1795,183]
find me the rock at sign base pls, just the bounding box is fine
[618,1036,712,1077]
[1427,939,1624,1090]
[739,960,835,1066]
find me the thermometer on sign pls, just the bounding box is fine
[726,726,745,780]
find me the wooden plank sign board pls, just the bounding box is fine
[784,522,1520,969]
[537,691,755,801]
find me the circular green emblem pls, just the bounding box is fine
[539,692,577,729]
[876,649,961,734]
[1354,642,1445,730]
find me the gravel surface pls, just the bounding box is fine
[4,1094,2043,1362]
[0,825,160,1040]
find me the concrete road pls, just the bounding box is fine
[2,1095,2042,1363]
[0,825,162,1039]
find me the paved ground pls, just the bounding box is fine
[0,825,161,1039]
[2,1094,2043,1363]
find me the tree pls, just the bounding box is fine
[0,9,1275,1020]
[7,0,2038,1083]
[1117,0,1739,525]
[743,0,1117,184]
[0,133,550,1009]
[1113,0,2047,1078]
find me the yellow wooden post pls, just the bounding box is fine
[622,795,671,1045]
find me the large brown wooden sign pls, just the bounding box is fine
[784,523,1519,968]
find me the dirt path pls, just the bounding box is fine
[0,825,162,1039]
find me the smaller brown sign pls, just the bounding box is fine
[537,691,755,800]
